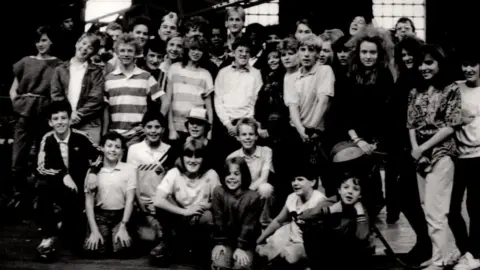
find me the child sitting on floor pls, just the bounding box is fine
[211,157,263,270]
[298,175,371,270]
[256,166,326,267]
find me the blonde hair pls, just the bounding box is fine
[114,33,141,54]
[298,34,323,51]
[225,6,245,21]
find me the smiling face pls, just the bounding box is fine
[117,43,136,67]
[349,16,366,36]
[359,40,378,68]
[419,53,440,81]
[158,20,177,41]
[143,119,163,145]
[268,51,280,70]
[339,178,361,205]
[132,24,149,48]
[462,62,480,83]
[225,163,242,192]
[291,176,315,197]
[187,120,206,139]
[146,49,162,69]
[401,48,414,69]
[234,45,250,67]
[49,111,70,137]
[183,153,203,174]
[237,124,258,151]
[166,37,183,61]
[36,34,53,55]
[319,41,333,65]
[103,138,123,163]
[75,37,95,61]
[188,48,203,63]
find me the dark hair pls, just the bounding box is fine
[175,139,209,176]
[245,23,266,43]
[293,163,318,188]
[46,100,72,119]
[210,24,227,39]
[222,156,252,191]
[457,43,480,66]
[417,44,453,91]
[128,16,151,33]
[34,26,54,43]
[143,37,165,56]
[181,35,209,67]
[106,22,123,32]
[349,35,389,85]
[265,24,281,40]
[182,16,210,36]
[339,176,362,192]
[396,17,416,33]
[332,35,351,53]
[394,35,424,79]
[96,31,114,51]
[141,110,167,128]
[232,36,252,51]
[100,131,126,150]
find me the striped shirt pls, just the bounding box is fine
[105,66,165,136]
[168,63,214,132]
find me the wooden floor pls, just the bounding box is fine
[0,206,464,270]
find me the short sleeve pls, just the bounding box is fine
[203,70,214,97]
[444,84,462,128]
[126,164,137,191]
[283,74,298,106]
[13,57,26,79]
[284,193,296,213]
[156,168,179,196]
[316,65,335,98]
[126,144,139,167]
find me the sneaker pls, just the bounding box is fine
[454,252,480,270]
[424,265,445,270]
[37,237,56,261]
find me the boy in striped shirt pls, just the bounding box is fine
[104,33,166,147]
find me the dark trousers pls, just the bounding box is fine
[384,155,402,218]
[397,153,431,248]
[212,121,240,172]
[36,176,85,249]
[12,116,49,199]
[449,157,480,258]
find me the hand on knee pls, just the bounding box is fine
[258,183,274,198]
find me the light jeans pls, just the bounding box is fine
[423,156,454,266]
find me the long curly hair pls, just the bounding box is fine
[347,25,394,85]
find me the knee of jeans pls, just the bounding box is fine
[212,251,231,268]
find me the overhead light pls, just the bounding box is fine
[84,0,131,22]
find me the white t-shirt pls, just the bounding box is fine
[95,162,137,210]
[156,168,220,208]
[285,190,326,243]
[456,81,480,158]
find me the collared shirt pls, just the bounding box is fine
[284,63,335,130]
[53,129,71,168]
[210,52,228,67]
[227,146,273,185]
[105,66,164,136]
[214,64,263,126]
[68,58,88,111]
[95,162,137,210]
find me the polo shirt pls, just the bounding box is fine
[95,162,137,210]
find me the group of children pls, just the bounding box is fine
[8,4,480,270]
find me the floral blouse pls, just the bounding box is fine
[406,82,462,167]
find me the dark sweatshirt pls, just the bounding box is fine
[212,186,262,250]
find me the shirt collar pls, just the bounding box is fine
[53,129,71,144]
[231,63,251,73]
[70,58,88,69]
[240,147,260,158]
[111,65,143,78]
[142,140,168,154]
[298,62,319,78]
[100,161,123,173]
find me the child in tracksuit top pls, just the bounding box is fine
[298,176,371,270]
[211,156,262,270]
[36,100,102,261]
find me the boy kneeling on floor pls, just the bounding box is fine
[83,132,137,258]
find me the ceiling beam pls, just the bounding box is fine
[184,0,273,17]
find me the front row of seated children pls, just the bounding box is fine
[35,100,371,269]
